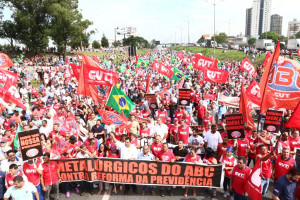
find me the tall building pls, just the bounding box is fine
[270,14,283,35]
[247,0,272,38]
[245,8,252,37]
[288,18,300,37]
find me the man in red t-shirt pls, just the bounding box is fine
[193,102,206,125]
[273,147,295,182]
[41,153,61,200]
[151,136,163,158]
[175,119,192,144]
[289,130,300,155]
[230,156,251,199]
[234,138,249,159]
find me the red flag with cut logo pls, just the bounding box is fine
[246,80,261,106]
[2,80,26,110]
[191,54,217,71]
[0,69,19,85]
[240,57,257,77]
[260,42,300,113]
[98,109,129,127]
[239,85,256,129]
[203,67,228,83]
[262,52,272,67]
[245,158,262,200]
[285,101,300,129]
[152,61,173,78]
[0,53,14,68]
[83,64,118,86]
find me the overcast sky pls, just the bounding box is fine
[1,0,299,45]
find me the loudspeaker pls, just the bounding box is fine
[128,46,137,57]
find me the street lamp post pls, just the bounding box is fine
[213,0,216,55]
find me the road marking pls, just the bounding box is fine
[102,193,110,200]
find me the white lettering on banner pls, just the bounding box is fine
[207,71,222,79]
[250,85,261,98]
[26,169,36,173]
[8,86,20,98]
[244,61,256,74]
[154,63,160,69]
[161,66,168,73]
[274,92,290,98]
[278,162,290,169]
[88,70,113,83]
[198,59,214,68]
[234,172,245,178]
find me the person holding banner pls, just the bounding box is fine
[272,147,295,183]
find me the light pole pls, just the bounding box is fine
[188,19,190,45]
[213,0,216,54]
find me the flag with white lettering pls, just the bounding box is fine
[0,69,19,85]
[245,80,261,106]
[203,67,228,83]
[240,57,257,77]
[191,54,217,71]
[152,60,173,78]
[239,85,256,130]
[83,65,118,86]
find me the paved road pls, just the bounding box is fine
[56,183,273,200]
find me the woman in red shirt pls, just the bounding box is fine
[98,143,111,195]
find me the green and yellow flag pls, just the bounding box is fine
[13,124,22,151]
[136,59,149,69]
[106,86,135,117]
[172,67,184,81]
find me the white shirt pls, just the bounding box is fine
[39,125,52,138]
[115,141,138,160]
[4,181,37,200]
[204,131,223,151]
[188,135,204,154]
[154,124,168,142]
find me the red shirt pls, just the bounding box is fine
[289,136,300,152]
[162,98,170,109]
[257,154,272,179]
[141,110,151,118]
[131,138,138,146]
[195,105,206,118]
[236,138,249,158]
[6,172,25,188]
[140,128,151,137]
[203,156,215,164]
[3,119,11,130]
[106,139,119,158]
[203,115,213,127]
[185,154,201,163]
[248,136,257,159]
[158,150,176,161]
[232,165,251,194]
[23,162,41,186]
[274,155,295,179]
[182,115,192,126]
[221,155,236,177]
[157,110,167,123]
[177,126,190,144]
[151,142,163,158]
[217,143,230,160]
[276,140,290,154]
[42,161,59,185]
[174,110,184,120]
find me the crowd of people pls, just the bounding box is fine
[0,48,299,200]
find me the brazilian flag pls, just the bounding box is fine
[171,57,177,64]
[136,59,149,69]
[117,64,126,72]
[106,86,135,117]
[173,67,184,81]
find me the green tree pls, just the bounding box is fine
[101,34,109,47]
[259,31,279,42]
[123,36,149,48]
[48,0,93,58]
[92,40,101,49]
[0,20,17,50]
[112,40,121,47]
[197,36,205,44]
[5,0,51,53]
[214,32,227,44]
[295,31,300,39]
[248,38,256,45]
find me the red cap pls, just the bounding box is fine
[166,117,171,121]
[174,118,179,121]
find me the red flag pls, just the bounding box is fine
[152,61,173,78]
[204,94,217,101]
[82,54,101,68]
[63,67,71,79]
[70,63,80,80]
[177,51,184,60]
[240,57,257,77]
[260,42,300,113]
[2,80,26,110]
[178,76,185,89]
[245,158,262,200]
[64,113,81,136]
[203,67,229,83]
[77,55,82,60]
[159,88,171,98]
[0,69,19,85]
[245,80,261,106]
[239,85,256,129]
[98,109,129,126]
[191,54,217,71]
[92,56,100,63]
[0,53,13,68]
[285,101,300,129]
[262,52,272,67]
[83,64,118,86]
[145,75,150,94]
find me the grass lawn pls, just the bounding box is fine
[31,79,40,89]
[75,49,151,57]
[170,46,266,67]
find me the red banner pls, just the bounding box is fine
[177,52,184,60]
[92,56,100,63]
[70,63,80,80]
[97,109,129,127]
[203,68,228,83]
[191,54,217,71]
[0,53,14,68]
[285,101,300,129]
[245,80,261,106]
[0,69,19,85]
[204,94,217,101]
[152,61,173,78]
[83,65,118,86]
[240,57,257,77]
[0,84,26,110]
[260,42,300,113]
[239,85,256,130]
